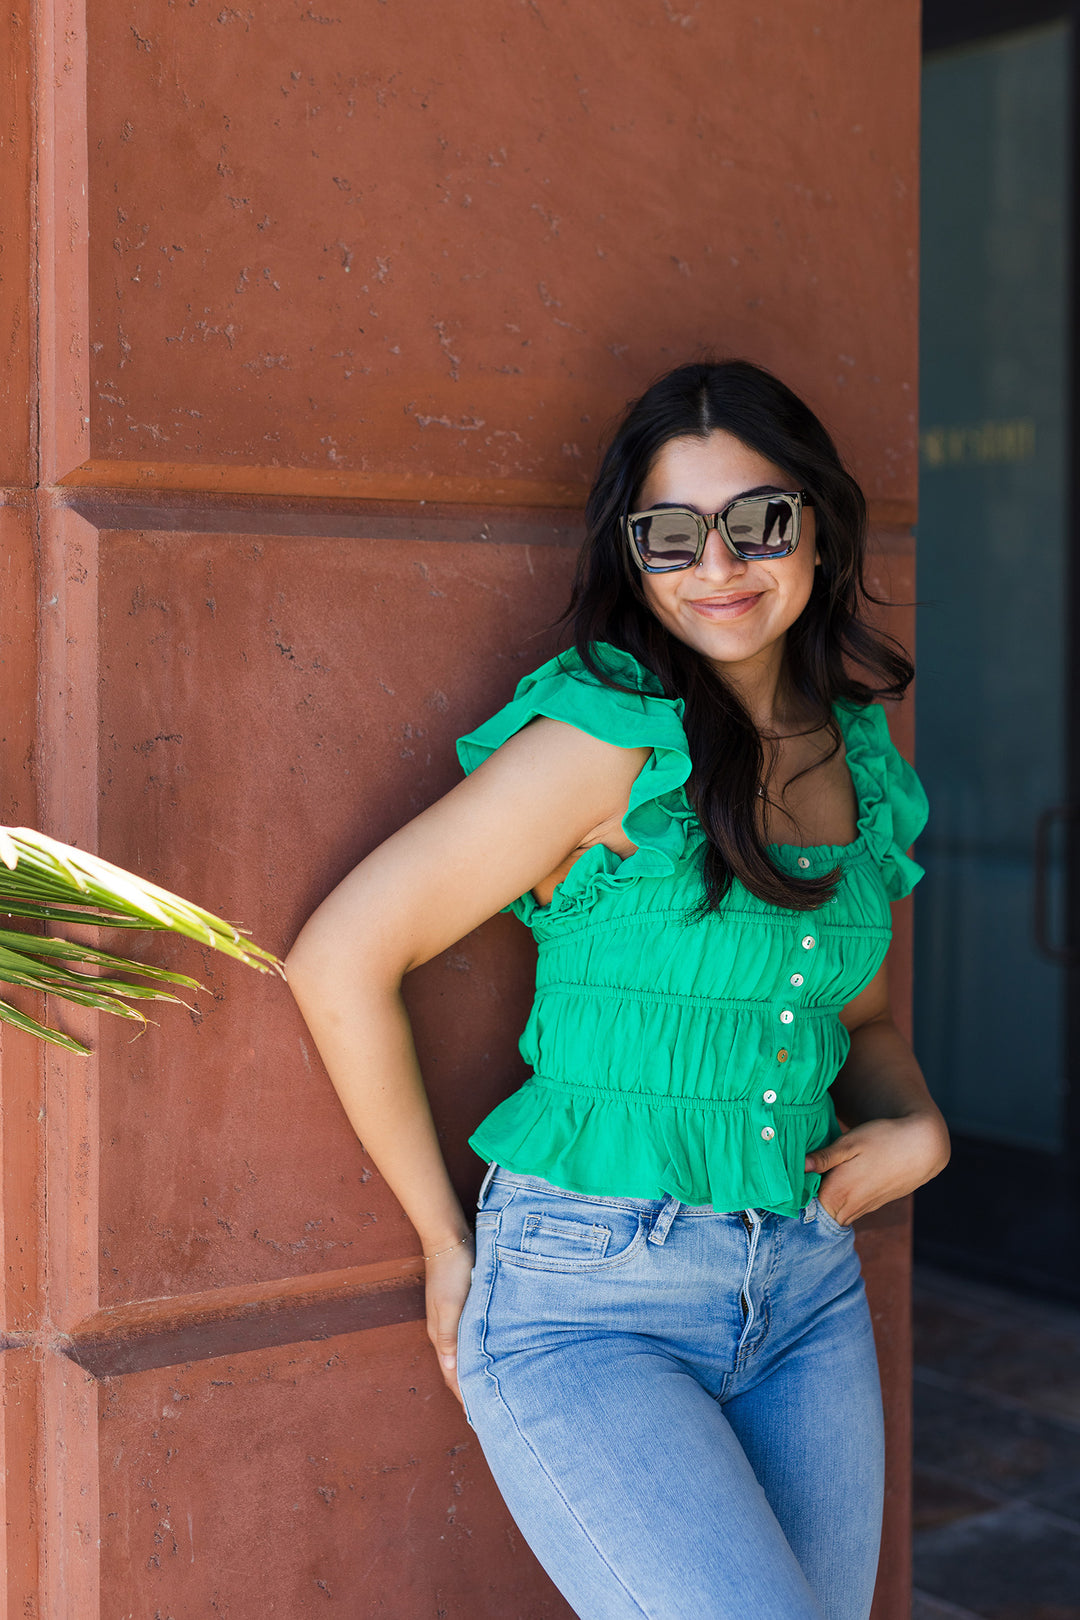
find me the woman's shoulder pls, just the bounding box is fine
[836,697,929,898]
[456,642,687,775]
[456,644,698,924]
[513,641,672,708]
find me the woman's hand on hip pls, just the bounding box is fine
[805,1110,951,1228]
[818,966,951,1226]
[425,1238,477,1406]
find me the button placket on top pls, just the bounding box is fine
[761,1001,794,1143]
[757,912,826,1167]
[760,918,819,1152]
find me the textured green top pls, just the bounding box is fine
[456,644,928,1216]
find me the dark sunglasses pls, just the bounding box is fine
[625,489,813,573]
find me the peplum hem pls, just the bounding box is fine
[469,1076,841,1219]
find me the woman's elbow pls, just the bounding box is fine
[284,915,408,1007]
[282,920,331,1010]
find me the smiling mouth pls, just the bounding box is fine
[687,592,762,616]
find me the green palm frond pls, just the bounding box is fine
[0,827,284,1055]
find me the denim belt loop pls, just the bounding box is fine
[477,1161,499,1210]
[648,1195,683,1246]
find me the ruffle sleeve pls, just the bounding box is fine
[838,699,929,900]
[455,643,698,925]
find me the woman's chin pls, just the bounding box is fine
[670,615,786,671]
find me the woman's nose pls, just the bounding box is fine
[695,527,746,577]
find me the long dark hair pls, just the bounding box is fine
[566,359,913,913]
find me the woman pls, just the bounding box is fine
[286,360,950,1620]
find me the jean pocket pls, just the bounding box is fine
[813,1196,854,1237]
[495,1197,646,1273]
[522,1212,612,1260]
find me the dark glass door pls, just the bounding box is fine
[915,7,1080,1297]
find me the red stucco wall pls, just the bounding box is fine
[2,2,920,1613]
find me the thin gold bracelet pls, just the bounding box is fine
[422,1233,472,1262]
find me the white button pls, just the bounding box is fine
[761,1126,776,1141]
[763,1089,777,1104]
[790,973,804,986]
[780,1010,794,1024]
[797,856,810,869]
[801,935,816,950]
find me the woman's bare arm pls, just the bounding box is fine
[285,718,648,1396]
[804,962,951,1226]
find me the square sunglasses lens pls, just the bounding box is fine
[725,496,797,558]
[631,514,700,569]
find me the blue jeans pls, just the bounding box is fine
[457,1168,885,1620]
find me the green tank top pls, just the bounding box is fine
[456,643,928,1217]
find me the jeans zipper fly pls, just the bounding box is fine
[738,1210,755,1325]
